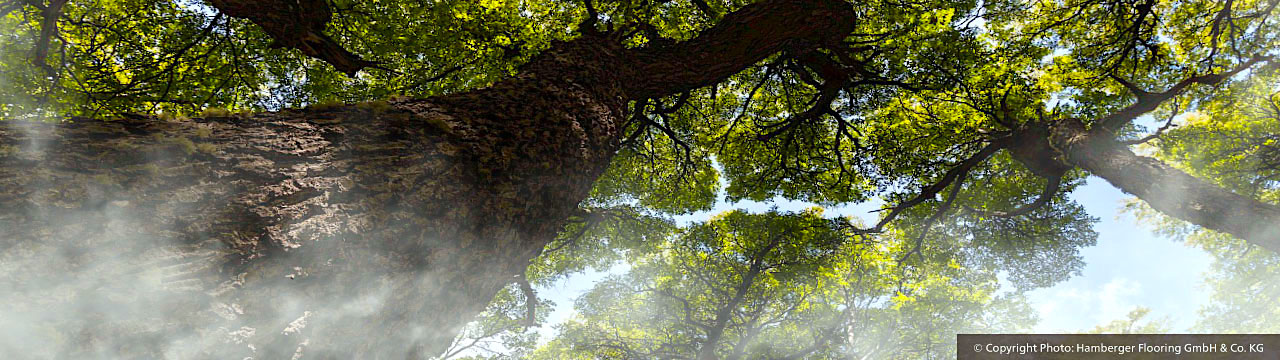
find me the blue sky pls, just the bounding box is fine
[1025,177,1212,332]
[533,175,1216,342]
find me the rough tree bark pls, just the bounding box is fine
[0,0,856,358]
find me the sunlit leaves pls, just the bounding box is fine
[533,209,1040,359]
[0,0,587,117]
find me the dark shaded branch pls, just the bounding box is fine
[543,207,652,256]
[691,0,719,19]
[516,274,538,328]
[1107,73,1151,98]
[205,0,377,75]
[621,98,653,147]
[1096,55,1272,134]
[648,287,714,333]
[725,325,762,360]
[31,0,67,77]
[1204,0,1237,63]
[695,234,782,360]
[755,50,871,142]
[620,0,856,99]
[398,62,469,92]
[1120,100,1180,145]
[580,0,599,32]
[755,76,842,141]
[858,141,1008,234]
[899,161,971,263]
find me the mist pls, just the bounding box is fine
[0,122,475,359]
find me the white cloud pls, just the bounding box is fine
[1030,277,1141,332]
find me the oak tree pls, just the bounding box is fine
[0,0,1277,357]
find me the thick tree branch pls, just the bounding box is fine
[755,77,843,141]
[898,163,970,263]
[695,234,781,360]
[205,0,376,75]
[1096,55,1272,134]
[516,274,538,328]
[30,0,67,77]
[691,0,719,19]
[620,0,856,99]
[756,51,872,142]
[858,141,1007,235]
[579,0,599,32]
[1054,119,1280,252]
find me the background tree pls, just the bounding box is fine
[1086,307,1171,334]
[1127,68,1280,332]
[530,209,1043,359]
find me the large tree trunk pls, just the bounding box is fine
[0,1,856,358]
[1051,119,1280,252]
[1,37,628,358]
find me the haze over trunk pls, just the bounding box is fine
[0,0,857,357]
